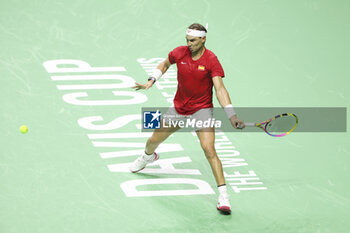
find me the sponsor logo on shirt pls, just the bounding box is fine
[198,65,205,71]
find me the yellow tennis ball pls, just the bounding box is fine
[20,125,28,134]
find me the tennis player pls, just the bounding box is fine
[131,23,245,214]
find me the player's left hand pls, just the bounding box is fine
[230,115,245,129]
[132,81,154,90]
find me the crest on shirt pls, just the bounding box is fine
[198,65,205,71]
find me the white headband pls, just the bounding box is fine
[186,29,206,37]
[186,24,208,37]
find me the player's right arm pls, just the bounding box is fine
[132,58,172,90]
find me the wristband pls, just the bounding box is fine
[224,104,236,119]
[151,69,162,81]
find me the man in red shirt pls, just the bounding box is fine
[131,23,245,214]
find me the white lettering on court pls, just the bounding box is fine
[121,178,215,197]
[43,59,216,197]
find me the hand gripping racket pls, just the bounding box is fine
[244,113,298,137]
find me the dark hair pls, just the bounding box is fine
[188,23,207,33]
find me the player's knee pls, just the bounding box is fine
[201,144,216,158]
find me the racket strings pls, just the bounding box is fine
[264,113,298,137]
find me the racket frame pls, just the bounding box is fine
[245,113,298,137]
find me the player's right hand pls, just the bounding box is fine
[229,115,245,129]
[132,81,154,90]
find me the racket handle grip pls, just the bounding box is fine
[245,122,256,127]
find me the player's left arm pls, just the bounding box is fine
[133,58,172,90]
[213,76,245,129]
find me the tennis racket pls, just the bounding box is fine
[244,113,298,137]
